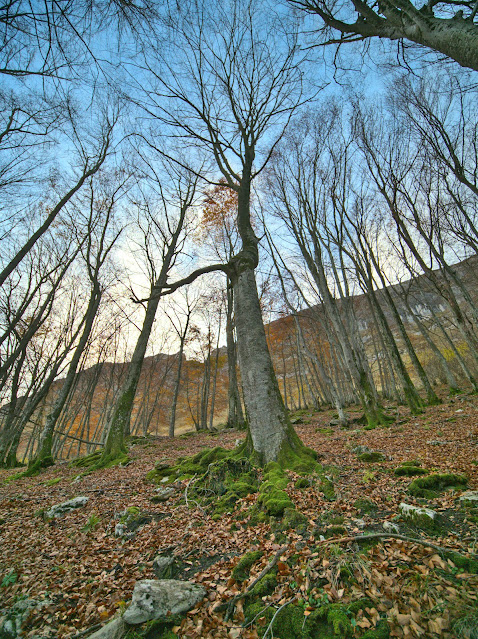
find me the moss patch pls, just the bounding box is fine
[358,452,386,462]
[394,466,428,477]
[409,473,467,499]
[232,550,263,583]
[243,598,386,638]
[257,462,293,517]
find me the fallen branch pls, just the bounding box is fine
[219,544,288,619]
[318,532,478,560]
[263,596,297,639]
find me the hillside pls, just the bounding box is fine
[0,393,477,638]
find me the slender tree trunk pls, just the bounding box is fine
[28,286,102,471]
[226,284,244,428]
[169,340,186,438]
[209,312,222,430]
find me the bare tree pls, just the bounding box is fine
[134,0,316,465]
[292,0,478,71]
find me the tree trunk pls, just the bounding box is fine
[232,265,305,464]
[226,284,244,428]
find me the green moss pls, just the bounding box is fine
[246,570,278,598]
[319,477,335,500]
[325,525,347,538]
[124,615,182,638]
[394,466,428,476]
[354,498,377,514]
[273,507,308,534]
[409,473,467,498]
[448,552,478,574]
[44,477,61,485]
[295,477,312,489]
[361,620,390,638]
[358,452,386,462]
[70,450,102,468]
[232,550,263,582]
[400,460,422,467]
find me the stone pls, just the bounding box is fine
[0,598,49,637]
[459,490,478,504]
[123,579,206,625]
[152,487,176,502]
[399,503,436,521]
[87,617,126,639]
[352,445,370,455]
[45,496,88,518]
[152,555,175,579]
[115,523,126,537]
[383,521,400,533]
[352,518,366,529]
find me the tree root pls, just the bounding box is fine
[218,544,288,619]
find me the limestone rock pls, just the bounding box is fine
[459,490,478,504]
[123,579,206,625]
[87,617,126,639]
[152,555,175,579]
[151,486,176,502]
[399,502,436,521]
[46,496,88,518]
[0,598,48,637]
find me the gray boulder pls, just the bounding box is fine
[46,496,88,518]
[123,579,206,625]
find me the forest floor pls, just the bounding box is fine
[1,392,478,638]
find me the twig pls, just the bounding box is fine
[219,544,288,618]
[318,532,478,559]
[184,473,197,508]
[263,596,297,639]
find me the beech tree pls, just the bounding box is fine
[138,0,315,465]
[292,0,478,71]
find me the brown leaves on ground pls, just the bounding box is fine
[0,394,477,638]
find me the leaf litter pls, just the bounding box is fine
[0,394,477,637]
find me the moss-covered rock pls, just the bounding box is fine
[257,463,293,517]
[232,550,264,583]
[319,477,335,501]
[358,452,386,462]
[408,473,467,498]
[394,466,428,476]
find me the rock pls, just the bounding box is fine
[329,419,342,426]
[115,523,126,537]
[151,487,176,503]
[383,521,400,533]
[46,496,88,518]
[351,445,370,455]
[399,503,436,521]
[0,598,49,637]
[87,617,126,639]
[152,555,175,579]
[352,518,366,529]
[459,490,478,504]
[123,579,206,625]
